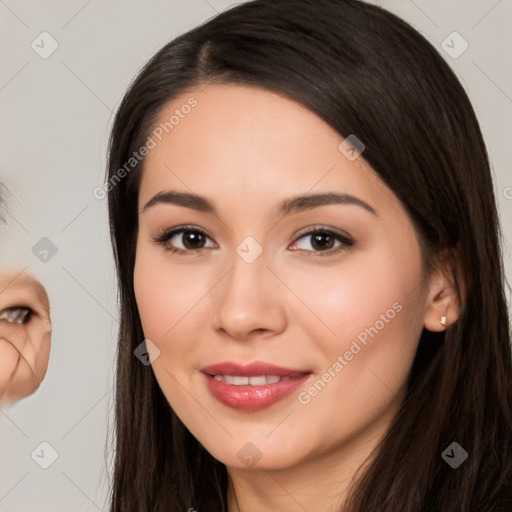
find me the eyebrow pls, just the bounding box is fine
[142,190,378,216]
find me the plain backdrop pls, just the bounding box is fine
[0,0,511,510]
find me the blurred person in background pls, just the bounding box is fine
[0,182,51,407]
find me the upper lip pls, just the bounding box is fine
[201,361,311,377]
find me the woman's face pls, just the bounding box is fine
[134,84,434,470]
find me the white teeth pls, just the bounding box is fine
[249,376,267,386]
[212,375,294,385]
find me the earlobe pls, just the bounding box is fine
[423,264,464,333]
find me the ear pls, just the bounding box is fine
[423,253,465,333]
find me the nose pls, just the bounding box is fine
[212,248,287,341]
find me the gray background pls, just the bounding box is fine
[0,0,511,510]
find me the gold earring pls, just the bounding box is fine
[440,315,447,326]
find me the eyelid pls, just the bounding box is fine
[0,306,33,324]
[0,290,47,321]
[153,224,217,255]
[153,225,215,245]
[289,225,355,256]
[293,224,354,242]
[154,224,355,256]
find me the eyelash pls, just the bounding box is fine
[0,306,33,324]
[153,224,355,257]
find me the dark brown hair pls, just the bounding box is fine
[105,0,512,510]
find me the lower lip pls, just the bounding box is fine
[202,373,311,410]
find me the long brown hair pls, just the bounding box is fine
[105,1,512,510]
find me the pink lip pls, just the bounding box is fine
[200,361,312,411]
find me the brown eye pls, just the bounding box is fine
[0,306,33,324]
[290,227,355,256]
[154,226,216,254]
[310,232,337,251]
[181,230,207,249]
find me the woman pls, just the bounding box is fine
[105,0,512,510]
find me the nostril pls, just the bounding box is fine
[0,306,33,325]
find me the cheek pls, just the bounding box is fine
[32,322,51,382]
[133,249,220,434]
[288,254,425,445]
[0,332,48,404]
[283,245,423,351]
[0,338,20,390]
[133,248,211,360]
[285,242,426,419]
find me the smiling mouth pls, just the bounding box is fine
[211,374,302,385]
[200,361,312,410]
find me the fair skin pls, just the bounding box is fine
[1,185,52,405]
[0,268,51,405]
[133,84,461,511]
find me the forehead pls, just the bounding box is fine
[137,84,406,227]
[148,83,342,164]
